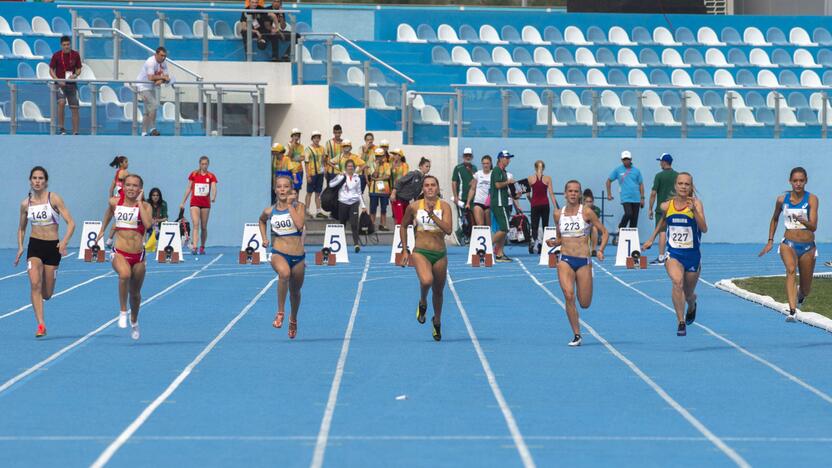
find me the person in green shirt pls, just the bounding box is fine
[451,147,477,208]
[648,153,678,264]
[490,150,515,262]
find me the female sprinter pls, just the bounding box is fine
[466,155,492,227]
[259,175,306,339]
[180,156,218,255]
[14,166,76,337]
[758,167,819,322]
[642,172,707,336]
[98,174,152,340]
[399,176,452,342]
[547,180,608,347]
[108,155,129,197]
[526,159,558,254]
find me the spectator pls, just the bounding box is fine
[270,11,293,62]
[49,36,81,135]
[451,147,477,210]
[271,142,290,203]
[286,128,305,192]
[146,187,168,236]
[239,0,266,55]
[605,150,644,239]
[359,132,376,162]
[391,156,430,225]
[526,160,557,254]
[338,140,365,173]
[135,47,173,136]
[648,153,678,264]
[583,189,602,257]
[330,159,367,253]
[304,130,326,218]
[368,147,392,231]
[324,124,344,183]
[490,150,515,262]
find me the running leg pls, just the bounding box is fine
[288,261,305,323]
[271,254,291,325]
[412,253,434,308]
[574,264,594,309]
[28,258,45,325]
[189,206,201,251]
[664,258,686,323]
[128,261,146,323]
[797,248,817,304]
[41,265,58,300]
[556,262,581,335]
[431,256,447,322]
[112,255,132,314]
[779,245,799,311]
[199,207,210,249]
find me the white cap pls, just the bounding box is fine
[620,150,632,160]
[290,128,301,135]
[342,139,352,147]
[311,130,322,137]
[463,147,473,155]
[379,139,390,147]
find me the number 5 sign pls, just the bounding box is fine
[77,220,105,259]
[323,224,349,263]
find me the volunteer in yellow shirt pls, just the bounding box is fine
[368,147,392,231]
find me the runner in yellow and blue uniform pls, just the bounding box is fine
[643,172,707,337]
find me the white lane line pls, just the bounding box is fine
[451,273,527,284]
[90,273,277,468]
[0,255,223,396]
[0,270,27,282]
[310,256,372,468]
[447,271,537,468]
[518,260,750,468]
[0,272,115,320]
[593,261,832,406]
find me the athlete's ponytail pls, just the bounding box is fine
[109,155,127,168]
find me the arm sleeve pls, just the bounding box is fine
[608,168,618,181]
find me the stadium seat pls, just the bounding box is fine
[397,24,423,43]
[410,94,426,111]
[471,46,492,65]
[347,67,367,87]
[416,24,437,42]
[779,70,799,87]
[496,25,518,43]
[213,20,234,39]
[536,107,566,126]
[12,16,32,35]
[587,26,607,44]
[649,69,670,86]
[332,44,359,64]
[587,68,608,86]
[98,85,125,107]
[698,27,725,46]
[431,46,451,64]
[608,26,635,45]
[654,107,680,126]
[13,39,43,59]
[576,107,597,125]
[32,16,60,37]
[0,16,23,36]
[727,48,750,66]
[512,47,533,65]
[596,47,616,65]
[653,26,680,45]
[527,68,546,85]
[659,90,679,108]
[522,89,543,108]
[172,19,194,39]
[736,69,757,86]
[492,47,519,66]
[735,107,764,126]
[721,27,742,45]
[438,24,464,44]
[35,62,49,79]
[787,92,810,109]
[614,107,637,126]
[671,69,695,87]
[113,17,142,38]
[0,38,11,58]
[758,69,780,87]
[631,26,653,45]
[33,39,51,58]
[702,90,723,109]
[546,68,569,86]
[567,68,586,85]
[705,48,732,67]
[521,25,547,45]
[724,90,749,109]
[557,107,578,124]
[162,102,195,123]
[78,63,95,80]
[796,108,818,125]
[661,48,687,67]
[123,102,142,123]
[824,70,832,85]
[507,67,529,85]
[749,48,775,67]
[766,27,788,45]
[693,69,714,86]
[152,19,182,39]
[368,90,393,111]
[296,22,311,34]
[555,47,576,66]
[480,24,507,44]
[131,18,152,37]
[800,70,822,87]
[790,27,817,46]
[642,90,663,109]
[617,48,644,67]
[0,105,10,123]
[638,48,660,66]
[534,47,558,66]
[813,27,832,46]
[543,26,564,43]
[628,69,652,87]
[301,46,320,64]
[51,17,71,36]
[818,49,832,66]
[459,24,479,42]
[683,90,706,109]
[601,89,623,109]
[771,49,793,66]
[745,91,765,108]
[794,49,821,68]
[608,69,627,85]
[694,107,721,126]
[674,27,696,45]
[744,27,770,46]
[560,89,583,108]
[809,91,831,111]
[193,19,221,40]
[766,91,790,110]
[21,101,49,123]
[754,107,775,125]
[564,26,591,45]
[621,90,638,107]
[576,47,601,66]
[486,67,506,84]
[683,48,705,66]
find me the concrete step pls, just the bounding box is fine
[302,216,396,246]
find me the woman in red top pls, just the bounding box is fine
[106,155,129,247]
[527,160,557,254]
[97,174,152,340]
[179,156,218,255]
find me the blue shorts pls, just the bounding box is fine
[559,254,591,272]
[369,194,389,215]
[271,249,306,269]
[307,173,324,193]
[291,171,304,191]
[668,250,701,273]
[782,239,816,258]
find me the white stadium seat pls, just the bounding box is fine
[369,89,395,110]
[492,46,519,66]
[749,48,775,67]
[35,62,49,79]
[506,67,528,85]
[547,68,569,86]
[397,24,424,43]
[642,90,664,110]
[152,19,182,39]
[522,25,548,45]
[653,26,680,46]
[575,47,601,66]
[438,24,464,43]
[614,107,637,126]
[586,68,608,86]
[112,18,141,38]
[714,69,737,87]
[671,69,695,87]
[661,48,687,67]
[0,16,23,36]
[32,16,60,37]
[452,46,479,66]
[466,67,488,85]
[564,26,591,45]
[479,24,506,44]
[697,27,725,46]
[533,47,558,66]
[744,27,770,46]
[193,19,222,40]
[735,108,763,126]
[560,89,583,108]
[628,69,652,87]
[521,89,543,108]
[536,107,566,126]
[757,69,780,87]
[705,48,732,67]
[608,26,635,45]
[794,49,821,68]
[724,91,749,110]
[421,105,448,125]
[683,90,706,110]
[601,89,623,109]
[13,39,43,59]
[332,44,359,64]
[617,48,644,67]
[654,107,680,126]
[694,107,721,126]
[22,101,49,123]
[800,70,822,87]
[789,27,817,46]
[162,102,195,123]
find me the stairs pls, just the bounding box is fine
[303,215,395,247]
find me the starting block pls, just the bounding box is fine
[626,250,647,269]
[395,252,414,267]
[157,246,180,263]
[238,247,261,265]
[84,245,105,263]
[315,247,337,266]
[471,249,493,267]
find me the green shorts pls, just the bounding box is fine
[491,206,509,233]
[413,248,446,265]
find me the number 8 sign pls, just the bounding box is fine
[77,221,105,259]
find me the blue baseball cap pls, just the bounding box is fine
[497,150,514,159]
[657,153,673,163]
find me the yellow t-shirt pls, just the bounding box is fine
[288,143,305,174]
[368,161,392,195]
[391,161,410,183]
[325,139,343,173]
[339,153,365,173]
[304,145,325,175]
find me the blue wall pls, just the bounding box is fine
[1,135,270,248]
[459,137,832,243]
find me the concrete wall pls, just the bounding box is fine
[458,137,832,243]
[1,135,270,248]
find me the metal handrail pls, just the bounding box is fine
[59,5,300,14]
[0,77,266,87]
[302,32,415,83]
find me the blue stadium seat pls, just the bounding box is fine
[512,47,533,65]
[598,107,615,125]
[566,68,586,85]
[727,48,749,66]
[431,46,450,64]
[311,43,326,62]
[675,107,695,124]
[556,107,577,124]
[779,70,799,87]
[13,16,33,34]
[649,69,670,86]
[631,26,653,44]
[52,17,71,36]
[745,91,765,108]
[819,49,832,66]
[661,90,681,108]
[543,26,563,43]
[92,18,108,30]
[118,86,134,103]
[486,67,506,84]
[555,47,576,66]
[580,89,594,106]
[527,67,546,85]
[505,89,521,107]
[620,90,637,107]
[693,69,713,86]
[33,39,52,58]
[596,47,617,65]
[642,107,656,125]
[683,48,705,66]
[736,69,757,87]
[703,90,723,109]
[713,108,729,124]
[106,102,128,122]
[755,108,775,125]
[17,62,35,79]
[472,46,492,65]
[814,28,832,46]
[674,27,696,45]
[417,24,437,42]
[501,25,521,43]
[459,24,479,42]
[721,27,742,45]
[608,68,627,85]
[214,20,234,39]
[638,48,660,66]
[132,18,152,37]
[766,27,788,45]
[821,70,832,85]
[296,22,311,34]
[173,19,194,38]
[0,39,11,57]
[788,92,810,109]
[796,108,818,125]
[771,49,793,66]
[587,26,607,44]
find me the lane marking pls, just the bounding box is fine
[448,271,537,468]
[0,272,115,320]
[0,255,223,396]
[0,271,27,282]
[593,261,832,406]
[90,273,278,468]
[310,256,372,468]
[518,260,750,468]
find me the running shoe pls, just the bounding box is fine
[315,212,327,219]
[528,242,535,254]
[35,323,47,338]
[824,260,832,267]
[568,334,582,347]
[677,321,687,336]
[378,225,389,231]
[118,311,128,329]
[288,319,297,339]
[354,245,360,253]
[432,318,441,342]
[786,310,797,322]
[130,321,140,340]
[273,311,285,329]
[416,302,427,324]
[199,246,205,255]
[797,292,805,307]
[59,128,66,135]
[536,243,542,255]
[495,255,513,263]
[685,301,697,325]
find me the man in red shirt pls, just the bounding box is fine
[48,36,82,135]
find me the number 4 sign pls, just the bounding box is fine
[389,224,415,263]
[323,224,349,263]
[77,220,105,259]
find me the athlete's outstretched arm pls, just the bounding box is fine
[258,207,270,248]
[14,201,28,266]
[179,179,193,209]
[759,196,784,256]
[52,193,76,255]
[642,201,668,250]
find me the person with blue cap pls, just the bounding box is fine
[649,153,678,264]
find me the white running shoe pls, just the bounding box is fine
[568,334,582,347]
[130,321,140,340]
[118,311,128,329]
[786,310,797,323]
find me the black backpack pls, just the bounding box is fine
[359,211,375,235]
[321,177,346,213]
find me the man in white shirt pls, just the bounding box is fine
[136,47,173,136]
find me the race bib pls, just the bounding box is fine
[194,183,210,197]
[783,208,807,230]
[270,213,297,236]
[668,225,694,249]
[376,181,386,191]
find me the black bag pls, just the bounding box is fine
[508,213,530,244]
[321,177,346,213]
[359,211,375,235]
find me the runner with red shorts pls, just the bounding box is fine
[179,156,218,255]
[98,174,152,340]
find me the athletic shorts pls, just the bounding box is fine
[474,202,489,211]
[114,248,146,267]
[57,84,79,107]
[369,194,389,215]
[27,237,61,267]
[307,173,324,194]
[491,206,509,233]
[668,250,701,273]
[140,89,158,114]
